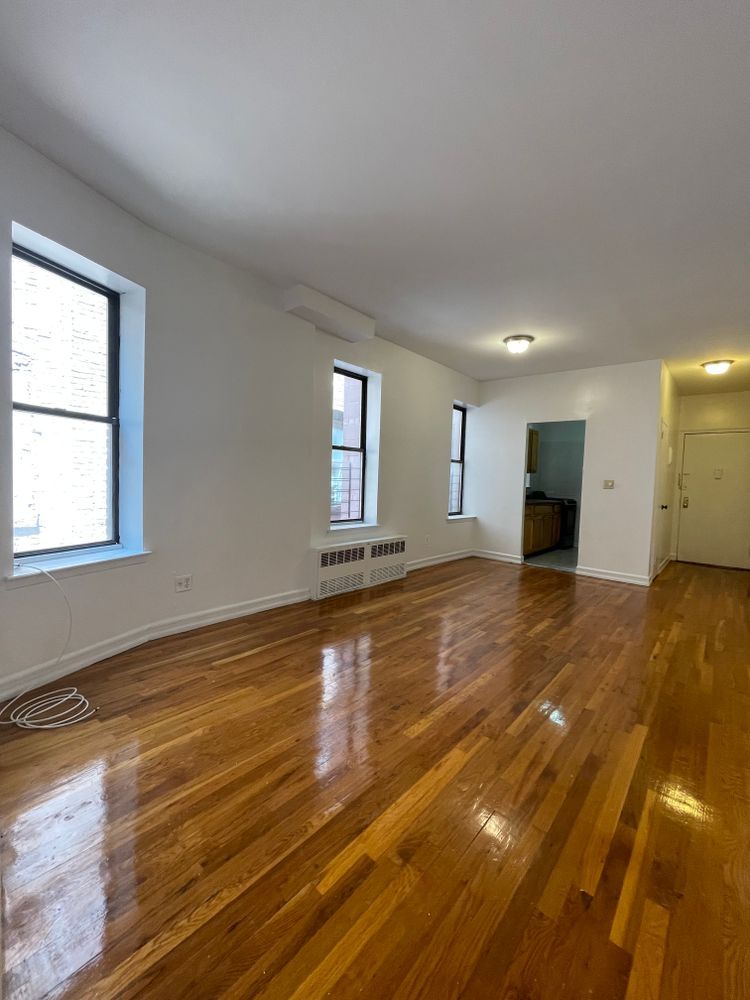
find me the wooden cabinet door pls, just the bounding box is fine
[551,509,561,547]
[523,514,534,555]
[541,514,553,549]
[531,515,547,552]
[526,429,539,473]
[525,503,563,555]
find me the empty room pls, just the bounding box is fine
[1,2,749,998]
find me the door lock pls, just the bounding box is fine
[682,496,689,508]
[660,504,669,510]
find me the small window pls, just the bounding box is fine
[12,246,120,556]
[449,405,466,515]
[331,367,367,522]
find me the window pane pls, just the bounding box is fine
[12,255,111,416]
[331,450,363,522]
[13,410,113,553]
[451,407,464,461]
[449,462,463,514]
[332,371,363,447]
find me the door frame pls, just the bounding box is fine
[521,419,587,565]
[675,427,750,564]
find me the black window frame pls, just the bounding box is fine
[449,404,467,516]
[330,366,368,524]
[12,244,121,558]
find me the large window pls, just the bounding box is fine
[330,367,367,522]
[12,246,120,557]
[449,404,466,515]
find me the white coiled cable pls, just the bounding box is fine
[0,563,96,729]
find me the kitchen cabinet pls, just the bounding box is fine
[526,428,539,474]
[523,502,561,555]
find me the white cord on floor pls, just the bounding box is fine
[0,563,96,730]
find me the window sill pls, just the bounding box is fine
[5,546,152,588]
[446,514,476,522]
[327,521,382,534]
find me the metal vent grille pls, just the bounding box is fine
[319,572,366,597]
[320,546,366,568]
[370,564,406,585]
[371,540,406,559]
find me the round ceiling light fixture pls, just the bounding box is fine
[701,359,734,375]
[503,335,535,354]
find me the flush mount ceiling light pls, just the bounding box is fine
[701,359,734,375]
[503,335,535,354]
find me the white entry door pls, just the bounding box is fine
[677,431,750,569]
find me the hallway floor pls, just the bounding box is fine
[525,546,579,572]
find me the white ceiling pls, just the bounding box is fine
[1,1,749,392]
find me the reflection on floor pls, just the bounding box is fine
[525,546,578,572]
[2,559,748,998]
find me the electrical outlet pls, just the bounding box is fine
[174,574,193,593]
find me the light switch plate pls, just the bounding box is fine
[603,479,615,489]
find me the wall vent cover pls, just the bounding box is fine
[319,572,367,597]
[371,540,406,559]
[370,564,406,586]
[313,535,407,600]
[320,546,366,567]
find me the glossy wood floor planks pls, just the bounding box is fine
[1,557,749,998]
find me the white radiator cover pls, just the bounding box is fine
[312,535,407,599]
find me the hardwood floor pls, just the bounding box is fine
[1,557,749,998]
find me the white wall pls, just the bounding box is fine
[0,127,477,697]
[679,390,750,432]
[471,361,662,585]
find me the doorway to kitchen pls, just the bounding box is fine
[523,420,586,573]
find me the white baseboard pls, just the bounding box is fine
[0,588,311,701]
[409,549,524,571]
[407,549,475,571]
[576,565,650,587]
[472,549,524,565]
[473,551,650,585]
[650,553,673,582]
